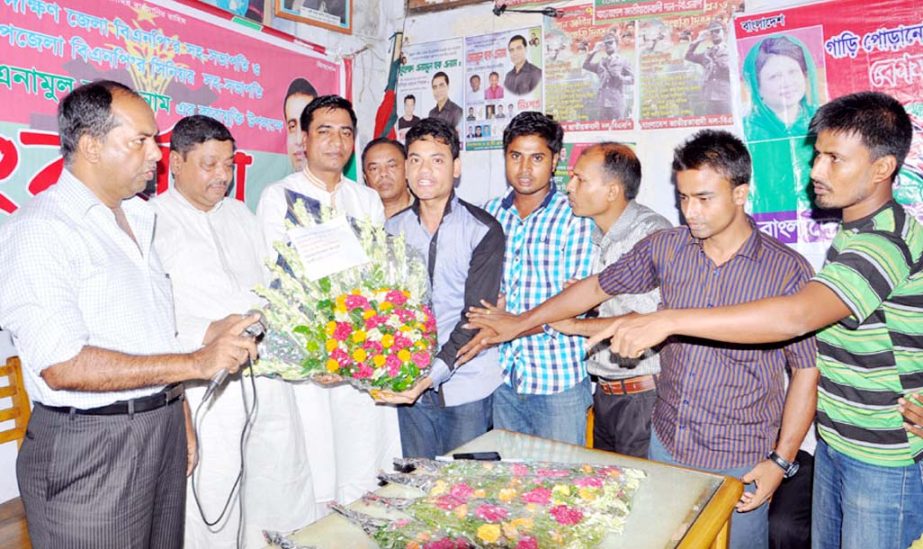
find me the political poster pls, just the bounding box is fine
[395,37,465,144]
[0,0,345,220]
[464,27,543,151]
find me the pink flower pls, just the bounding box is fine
[510,463,530,477]
[385,354,402,370]
[424,539,462,549]
[332,322,352,341]
[516,537,539,549]
[363,340,383,354]
[423,306,437,331]
[386,290,408,306]
[535,468,570,478]
[549,505,584,525]
[345,294,369,310]
[330,348,349,364]
[474,503,509,522]
[520,487,551,505]
[412,351,431,368]
[387,360,401,377]
[354,364,373,379]
[449,482,474,500]
[395,308,416,323]
[434,494,465,510]
[393,334,413,350]
[574,476,603,488]
[364,316,383,330]
[393,518,411,528]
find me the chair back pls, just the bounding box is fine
[0,357,31,448]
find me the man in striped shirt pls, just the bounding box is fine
[465,112,595,446]
[470,129,818,549]
[592,92,923,549]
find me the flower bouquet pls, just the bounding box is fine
[252,200,437,393]
[359,459,646,548]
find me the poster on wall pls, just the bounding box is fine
[464,27,544,151]
[274,0,351,34]
[0,0,345,220]
[544,4,635,133]
[594,0,704,24]
[637,0,742,129]
[735,0,923,261]
[395,38,465,144]
[198,0,266,22]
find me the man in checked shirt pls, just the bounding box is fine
[469,129,819,549]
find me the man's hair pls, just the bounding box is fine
[361,137,406,168]
[809,91,912,180]
[508,35,527,49]
[58,79,139,164]
[469,74,480,83]
[502,111,564,155]
[489,71,500,79]
[299,95,357,134]
[406,117,460,159]
[432,71,449,86]
[283,77,317,117]
[170,115,235,157]
[589,142,642,200]
[404,94,416,103]
[672,129,751,187]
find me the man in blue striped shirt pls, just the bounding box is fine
[469,130,818,549]
[466,112,595,446]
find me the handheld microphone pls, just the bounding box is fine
[202,311,265,401]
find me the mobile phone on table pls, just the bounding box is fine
[452,451,501,461]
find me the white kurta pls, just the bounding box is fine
[151,188,316,548]
[256,169,401,517]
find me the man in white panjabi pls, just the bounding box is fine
[152,115,315,547]
[256,95,400,515]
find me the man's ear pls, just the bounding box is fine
[169,150,184,176]
[871,154,898,186]
[78,133,102,164]
[453,157,462,179]
[733,183,750,206]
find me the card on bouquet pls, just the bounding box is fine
[288,216,370,281]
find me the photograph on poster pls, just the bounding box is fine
[275,0,352,34]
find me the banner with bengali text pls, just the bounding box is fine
[735,0,923,261]
[0,0,345,221]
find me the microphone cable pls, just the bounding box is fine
[190,358,259,549]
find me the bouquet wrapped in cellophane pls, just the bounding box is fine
[251,200,437,393]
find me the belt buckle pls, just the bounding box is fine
[165,383,185,404]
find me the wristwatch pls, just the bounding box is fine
[766,451,799,479]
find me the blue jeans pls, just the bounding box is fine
[398,390,494,459]
[812,438,923,549]
[650,429,768,549]
[493,377,592,446]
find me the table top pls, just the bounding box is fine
[273,430,735,549]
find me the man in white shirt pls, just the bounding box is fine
[256,95,399,515]
[0,80,257,548]
[151,115,315,547]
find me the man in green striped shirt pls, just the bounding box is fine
[588,91,923,549]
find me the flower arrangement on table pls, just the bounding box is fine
[252,201,437,393]
[331,459,646,548]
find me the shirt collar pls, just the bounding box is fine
[302,164,342,194]
[841,200,895,232]
[681,215,763,261]
[166,186,226,214]
[596,200,640,245]
[56,168,108,216]
[500,184,557,211]
[411,191,456,219]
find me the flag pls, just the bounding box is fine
[373,32,403,139]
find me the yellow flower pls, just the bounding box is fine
[325,339,338,352]
[373,355,386,368]
[352,330,367,343]
[578,487,597,501]
[498,488,517,503]
[352,348,367,363]
[429,480,448,496]
[552,484,571,498]
[415,340,428,350]
[334,295,347,313]
[511,517,533,529]
[325,321,337,336]
[380,301,393,312]
[473,489,486,498]
[477,524,501,544]
[453,504,468,519]
[362,308,375,319]
[325,359,339,373]
[397,349,411,362]
[381,334,395,349]
[399,325,412,332]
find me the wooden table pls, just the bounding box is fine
[272,430,743,549]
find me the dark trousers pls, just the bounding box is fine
[398,390,494,459]
[769,450,814,549]
[18,401,187,548]
[592,386,656,458]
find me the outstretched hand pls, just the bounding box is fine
[372,376,434,405]
[466,296,522,346]
[585,311,672,358]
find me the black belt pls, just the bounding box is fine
[39,383,185,416]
